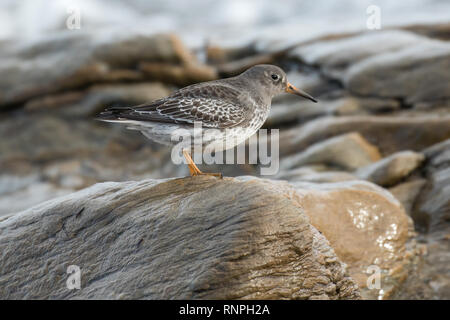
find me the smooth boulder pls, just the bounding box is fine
[280,132,381,171]
[0,176,361,300]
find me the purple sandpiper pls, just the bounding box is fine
[98,64,317,177]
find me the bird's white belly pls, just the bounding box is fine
[201,126,257,152]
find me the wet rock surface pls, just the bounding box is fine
[1,19,449,299]
[239,177,418,300]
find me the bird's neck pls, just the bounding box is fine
[230,77,272,107]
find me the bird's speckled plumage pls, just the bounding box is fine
[98,64,314,152]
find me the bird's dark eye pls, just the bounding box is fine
[271,74,279,81]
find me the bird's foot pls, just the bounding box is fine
[192,171,223,179]
[183,150,223,179]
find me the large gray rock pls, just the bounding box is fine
[0,176,361,300]
[290,30,422,79]
[344,37,450,104]
[290,30,450,105]
[0,32,193,107]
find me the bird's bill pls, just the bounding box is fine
[285,82,317,103]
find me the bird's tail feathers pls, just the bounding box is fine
[95,106,132,122]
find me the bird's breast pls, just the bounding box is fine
[247,100,271,130]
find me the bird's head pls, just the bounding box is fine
[243,64,317,103]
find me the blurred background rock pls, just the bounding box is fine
[0,0,449,299]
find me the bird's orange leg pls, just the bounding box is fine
[182,150,222,178]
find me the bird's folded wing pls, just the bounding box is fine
[100,84,248,129]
